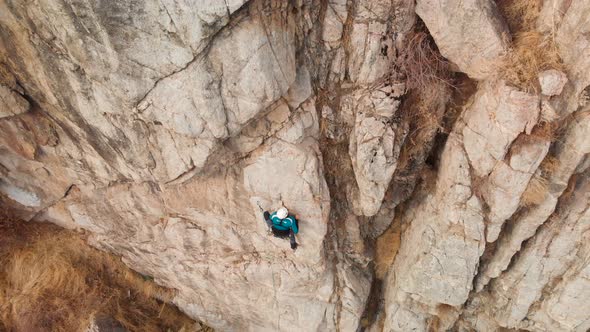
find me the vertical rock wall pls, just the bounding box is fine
[1,0,589,331]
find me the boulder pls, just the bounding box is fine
[462,81,540,177]
[538,69,568,96]
[416,0,509,80]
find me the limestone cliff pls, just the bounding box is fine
[1,0,589,331]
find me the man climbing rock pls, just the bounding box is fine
[263,207,299,250]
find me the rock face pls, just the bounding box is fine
[416,0,509,80]
[1,0,590,331]
[349,86,405,216]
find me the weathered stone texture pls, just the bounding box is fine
[416,0,508,80]
[2,0,590,331]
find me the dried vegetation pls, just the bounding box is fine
[495,0,564,92]
[0,212,209,332]
[521,176,550,207]
[374,218,401,280]
[396,28,454,99]
[394,20,457,172]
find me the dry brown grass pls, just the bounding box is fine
[495,0,542,33]
[521,176,550,207]
[375,218,401,280]
[500,31,563,92]
[396,25,454,104]
[0,213,208,332]
[528,120,560,142]
[495,0,564,92]
[540,155,561,175]
[393,20,456,172]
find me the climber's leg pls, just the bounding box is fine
[272,228,290,238]
[289,230,298,250]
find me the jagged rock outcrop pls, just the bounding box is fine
[416,0,509,80]
[349,85,405,216]
[1,0,590,331]
[384,132,486,331]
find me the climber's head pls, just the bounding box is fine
[277,207,289,219]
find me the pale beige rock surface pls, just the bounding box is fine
[462,81,540,179]
[383,134,486,331]
[1,0,590,331]
[539,69,568,96]
[0,85,29,118]
[416,0,509,80]
[348,87,404,216]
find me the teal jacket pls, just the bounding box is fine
[270,212,299,234]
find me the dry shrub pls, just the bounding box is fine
[400,86,448,148]
[495,0,542,33]
[396,19,455,116]
[500,31,563,92]
[528,120,559,142]
[394,21,456,170]
[495,0,564,92]
[0,216,207,332]
[540,155,561,175]
[395,85,448,173]
[397,27,454,105]
[521,176,549,207]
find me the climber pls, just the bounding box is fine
[263,207,299,250]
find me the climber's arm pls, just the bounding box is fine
[263,211,273,229]
[290,216,299,234]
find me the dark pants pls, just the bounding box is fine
[264,211,297,248]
